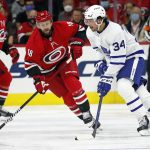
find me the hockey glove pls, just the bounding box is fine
[97,75,113,96]
[94,60,108,76]
[9,46,20,64]
[33,75,49,94]
[69,37,84,59]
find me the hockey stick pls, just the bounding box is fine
[75,95,103,140]
[92,95,103,138]
[0,55,72,129]
[0,91,38,129]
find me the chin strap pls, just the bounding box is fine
[96,18,104,31]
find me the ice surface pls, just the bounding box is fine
[0,104,150,150]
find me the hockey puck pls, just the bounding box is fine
[74,134,94,140]
[74,136,78,140]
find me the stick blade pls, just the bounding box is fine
[92,132,96,138]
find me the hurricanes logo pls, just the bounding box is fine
[43,46,66,64]
[28,49,33,57]
[0,29,6,42]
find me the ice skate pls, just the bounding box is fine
[82,111,101,129]
[0,108,13,117]
[137,115,150,136]
[146,109,150,117]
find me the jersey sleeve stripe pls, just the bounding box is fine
[24,61,37,65]
[127,50,144,58]
[18,33,25,41]
[24,62,39,70]
[110,55,126,58]
[93,47,98,49]
[25,64,38,70]
[110,62,125,65]
[101,75,113,79]
[25,61,56,74]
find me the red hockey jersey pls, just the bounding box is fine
[17,22,34,42]
[0,12,6,50]
[25,21,80,75]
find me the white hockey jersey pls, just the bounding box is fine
[86,21,145,76]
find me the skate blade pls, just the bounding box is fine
[0,117,7,122]
[139,129,150,136]
[0,119,5,122]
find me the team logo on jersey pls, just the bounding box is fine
[27,49,33,57]
[101,46,110,54]
[67,22,74,26]
[43,46,66,64]
[0,20,5,27]
[0,29,6,42]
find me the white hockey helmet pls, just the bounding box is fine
[84,5,106,21]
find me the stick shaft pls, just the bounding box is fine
[0,56,72,130]
[92,95,103,138]
[0,91,38,129]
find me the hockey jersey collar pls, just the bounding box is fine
[97,20,109,34]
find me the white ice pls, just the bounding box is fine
[0,104,150,150]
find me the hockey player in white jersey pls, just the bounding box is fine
[84,5,150,136]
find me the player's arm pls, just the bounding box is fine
[25,60,49,94]
[24,46,42,77]
[17,24,31,44]
[97,30,126,96]
[86,28,107,75]
[104,31,126,76]
[0,28,6,48]
[86,27,104,58]
[69,23,86,59]
[24,61,41,77]
[25,47,49,94]
[0,30,19,64]
[73,24,86,41]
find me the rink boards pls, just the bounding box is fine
[1,44,149,106]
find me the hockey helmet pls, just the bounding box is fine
[36,10,52,22]
[84,5,106,21]
[144,17,150,42]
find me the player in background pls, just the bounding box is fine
[0,3,19,117]
[84,5,150,136]
[25,10,100,129]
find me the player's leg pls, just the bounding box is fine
[136,80,150,114]
[63,76,101,128]
[60,61,100,128]
[0,60,13,117]
[117,78,149,135]
[45,74,84,120]
[63,91,100,129]
[117,57,149,135]
[46,74,96,126]
[62,92,83,119]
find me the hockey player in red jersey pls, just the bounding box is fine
[25,10,100,129]
[0,4,19,117]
